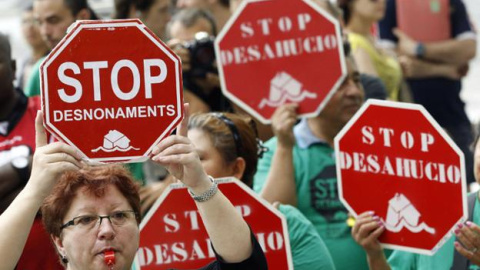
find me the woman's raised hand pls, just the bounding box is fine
[27,111,82,199]
[151,104,210,190]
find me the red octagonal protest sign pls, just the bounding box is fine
[335,99,467,255]
[41,19,183,163]
[134,178,293,269]
[215,0,345,124]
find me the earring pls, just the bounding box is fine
[61,255,69,264]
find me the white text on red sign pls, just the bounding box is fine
[53,59,175,122]
[339,126,461,184]
[137,205,285,266]
[219,13,337,66]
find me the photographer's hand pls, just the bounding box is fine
[167,39,191,71]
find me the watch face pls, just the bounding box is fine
[12,156,29,169]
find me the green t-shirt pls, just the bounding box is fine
[254,137,369,270]
[279,204,336,270]
[125,163,145,186]
[25,57,43,97]
[388,194,480,270]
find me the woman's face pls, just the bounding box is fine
[351,0,385,23]
[188,128,241,179]
[53,184,140,270]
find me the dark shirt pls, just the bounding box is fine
[378,0,474,127]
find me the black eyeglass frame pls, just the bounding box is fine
[60,210,138,231]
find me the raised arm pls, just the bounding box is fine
[259,104,298,206]
[0,112,82,270]
[151,104,264,265]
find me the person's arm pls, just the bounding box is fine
[151,104,262,264]
[399,55,463,80]
[352,211,391,270]
[394,29,476,65]
[352,47,379,77]
[259,104,298,206]
[422,39,476,65]
[393,0,476,65]
[0,112,82,270]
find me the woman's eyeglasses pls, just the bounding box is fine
[60,210,138,231]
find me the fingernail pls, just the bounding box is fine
[466,221,473,227]
[454,242,460,248]
[454,229,460,235]
[457,223,464,229]
[378,221,383,226]
[368,211,375,216]
[373,216,380,221]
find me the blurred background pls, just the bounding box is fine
[0,0,479,123]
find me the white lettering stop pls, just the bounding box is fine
[57,59,167,103]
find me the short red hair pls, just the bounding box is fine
[41,164,141,238]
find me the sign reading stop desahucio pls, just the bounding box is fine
[40,19,183,163]
[133,178,293,270]
[215,0,346,124]
[335,99,468,255]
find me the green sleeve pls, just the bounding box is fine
[279,204,336,270]
[25,58,44,97]
[126,162,145,186]
[387,250,417,270]
[253,137,278,194]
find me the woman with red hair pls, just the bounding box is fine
[0,107,267,270]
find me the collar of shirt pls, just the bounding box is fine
[293,118,328,149]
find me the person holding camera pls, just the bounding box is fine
[167,8,232,113]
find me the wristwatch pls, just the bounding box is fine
[415,42,426,59]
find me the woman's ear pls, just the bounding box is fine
[232,157,246,180]
[52,234,65,257]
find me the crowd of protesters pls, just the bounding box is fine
[0,0,478,269]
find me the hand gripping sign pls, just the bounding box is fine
[134,178,293,270]
[40,19,183,163]
[215,0,346,124]
[335,99,467,255]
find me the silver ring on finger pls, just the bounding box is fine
[471,247,478,253]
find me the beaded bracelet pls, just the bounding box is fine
[188,176,218,202]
